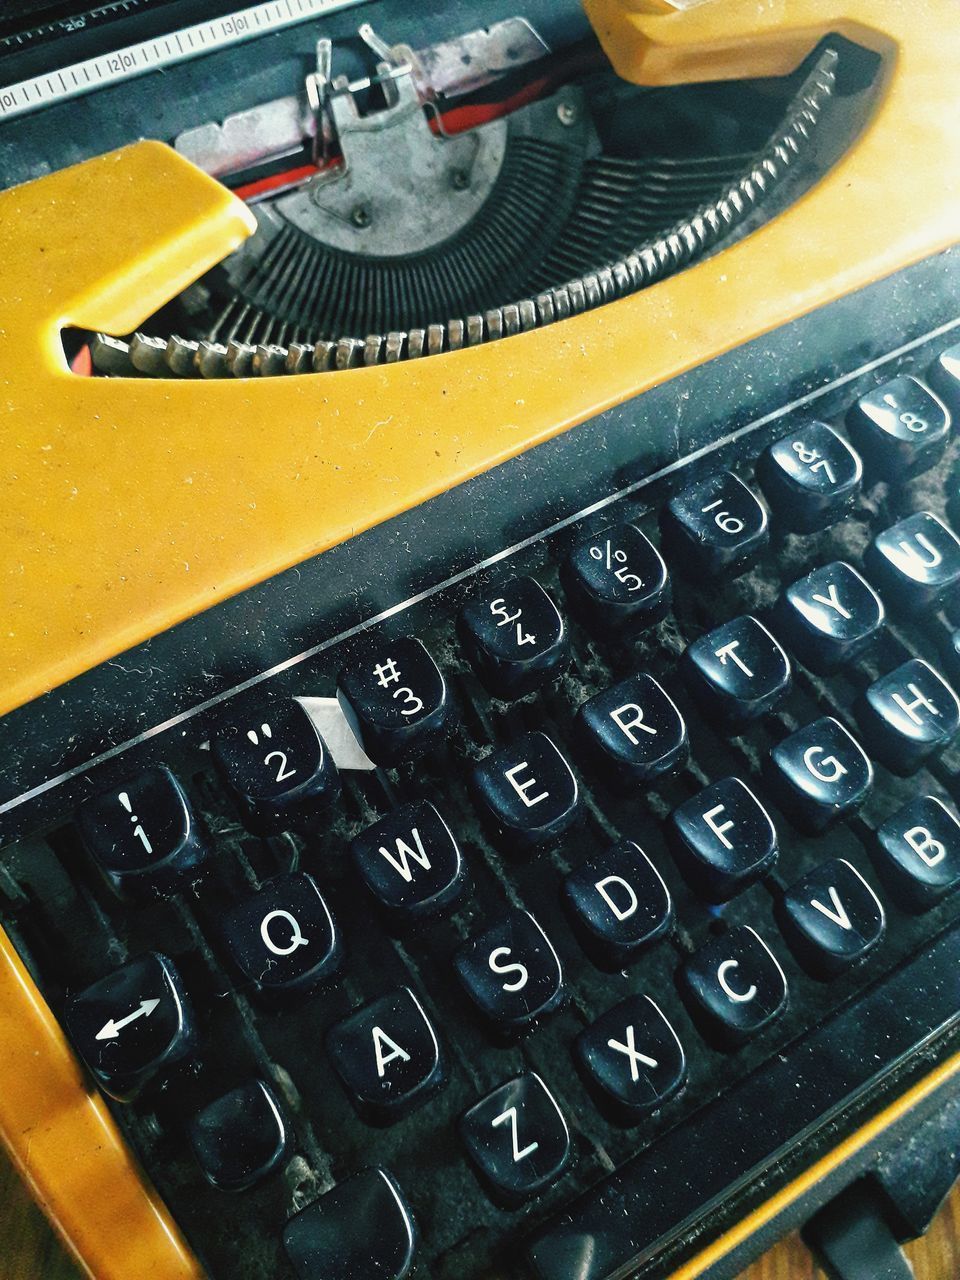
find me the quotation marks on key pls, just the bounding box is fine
[245,722,297,783]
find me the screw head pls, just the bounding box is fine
[450,168,469,190]
[350,203,372,228]
[557,99,577,127]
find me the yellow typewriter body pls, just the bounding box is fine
[1,2,960,1278]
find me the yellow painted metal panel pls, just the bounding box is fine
[0,3,958,720]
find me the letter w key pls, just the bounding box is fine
[378,827,431,883]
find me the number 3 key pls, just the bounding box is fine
[337,635,455,766]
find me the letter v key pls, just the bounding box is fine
[810,884,852,930]
[783,858,885,977]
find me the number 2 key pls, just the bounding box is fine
[212,699,341,834]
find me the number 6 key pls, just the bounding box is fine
[661,471,769,578]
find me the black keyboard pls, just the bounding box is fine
[4,331,960,1280]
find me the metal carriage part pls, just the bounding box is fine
[92,45,838,379]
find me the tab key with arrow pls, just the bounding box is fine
[95,997,161,1041]
[65,953,196,1100]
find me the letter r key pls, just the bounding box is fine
[578,675,689,784]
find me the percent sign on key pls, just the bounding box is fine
[589,541,643,591]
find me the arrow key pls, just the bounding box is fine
[65,952,196,1100]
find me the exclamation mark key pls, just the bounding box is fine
[76,766,208,899]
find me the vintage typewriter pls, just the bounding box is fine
[2,1,960,1278]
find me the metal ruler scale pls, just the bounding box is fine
[0,0,370,121]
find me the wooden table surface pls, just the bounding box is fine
[3,1147,958,1280]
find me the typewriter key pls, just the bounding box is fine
[661,471,768,578]
[767,717,873,832]
[326,987,446,1124]
[577,674,689,785]
[211,699,340,834]
[668,777,778,902]
[221,872,341,998]
[856,658,960,775]
[563,840,673,967]
[575,994,686,1121]
[351,800,466,922]
[65,952,196,1099]
[874,795,960,909]
[337,636,455,765]
[562,523,670,635]
[681,926,787,1047]
[459,1073,570,1206]
[283,1168,416,1280]
[76,766,207,900]
[188,1079,289,1192]
[847,375,950,481]
[682,615,791,729]
[866,510,960,611]
[458,575,568,698]
[775,561,884,674]
[471,731,579,852]
[757,421,862,532]
[779,858,885,978]
[454,909,564,1034]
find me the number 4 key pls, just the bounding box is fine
[458,576,568,699]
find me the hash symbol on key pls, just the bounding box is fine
[374,659,401,687]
